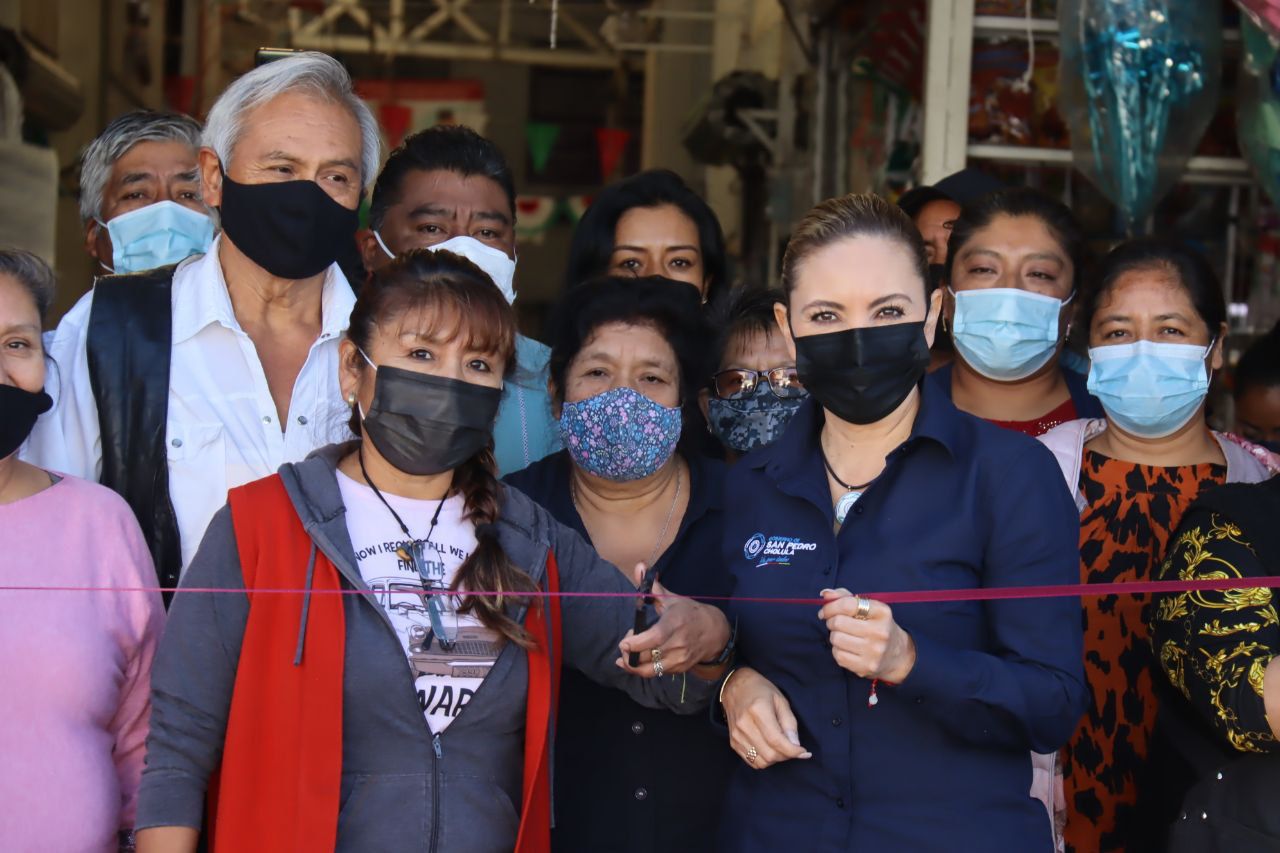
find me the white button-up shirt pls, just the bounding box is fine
[26,238,356,571]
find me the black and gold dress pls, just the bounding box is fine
[1154,509,1278,753]
[1150,476,1280,849]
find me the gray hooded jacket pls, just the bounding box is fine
[136,443,713,852]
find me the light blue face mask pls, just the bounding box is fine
[98,200,215,274]
[1086,339,1213,439]
[950,287,1070,381]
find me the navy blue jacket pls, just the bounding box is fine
[926,362,1105,419]
[719,389,1087,852]
[505,450,733,853]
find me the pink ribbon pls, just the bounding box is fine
[2,574,1279,606]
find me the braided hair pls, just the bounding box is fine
[346,248,539,647]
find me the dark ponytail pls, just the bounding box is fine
[348,247,539,648]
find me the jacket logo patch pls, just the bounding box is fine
[746,534,817,567]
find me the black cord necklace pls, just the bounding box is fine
[819,445,873,524]
[358,449,453,648]
[358,448,446,547]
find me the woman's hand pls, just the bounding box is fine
[722,667,811,769]
[617,564,731,678]
[818,588,916,683]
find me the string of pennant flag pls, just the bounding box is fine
[525,122,632,181]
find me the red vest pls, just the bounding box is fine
[211,474,561,852]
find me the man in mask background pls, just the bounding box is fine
[25,52,379,596]
[358,125,561,475]
[80,110,215,275]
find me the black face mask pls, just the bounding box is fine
[1,384,52,459]
[793,321,931,425]
[360,365,503,476]
[218,171,359,280]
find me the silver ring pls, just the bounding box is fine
[746,745,758,764]
[653,658,665,678]
[854,596,872,620]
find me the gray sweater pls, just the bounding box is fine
[136,443,713,852]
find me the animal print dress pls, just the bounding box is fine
[1061,450,1226,853]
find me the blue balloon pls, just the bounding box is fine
[1058,1,1222,229]
[1238,18,1280,204]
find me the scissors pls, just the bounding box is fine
[628,563,661,668]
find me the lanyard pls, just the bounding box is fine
[357,449,455,649]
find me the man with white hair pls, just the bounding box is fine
[26,52,380,596]
[79,109,215,274]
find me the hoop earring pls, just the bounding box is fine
[347,392,357,407]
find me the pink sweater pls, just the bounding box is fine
[0,473,164,852]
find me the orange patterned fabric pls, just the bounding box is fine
[1062,450,1225,853]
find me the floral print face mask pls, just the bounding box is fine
[559,386,683,481]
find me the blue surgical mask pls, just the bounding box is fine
[950,287,1069,381]
[376,231,518,305]
[1087,340,1213,439]
[559,386,682,481]
[707,384,804,453]
[98,200,215,274]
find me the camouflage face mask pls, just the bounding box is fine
[707,384,805,454]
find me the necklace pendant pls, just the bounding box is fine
[835,490,862,524]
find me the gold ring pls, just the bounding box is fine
[854,596,872,620]
[746,745,758,764]
[651,647,663,662]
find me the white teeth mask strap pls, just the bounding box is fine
[374,230,396,260]
[94,218,115,273]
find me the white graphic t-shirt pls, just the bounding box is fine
[337,470,503,734]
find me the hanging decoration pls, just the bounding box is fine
[595,128,632,182]
[508,194,595,242]
[1057,0,1221,230]
[379,104,413,150]
[564,194,594,223]
[537,0,561,50]
[1234,0,1280,43]
[1237,18,1280,203]
[514,195,561,243]
[356,80,490,150]
[525,122,562,175]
